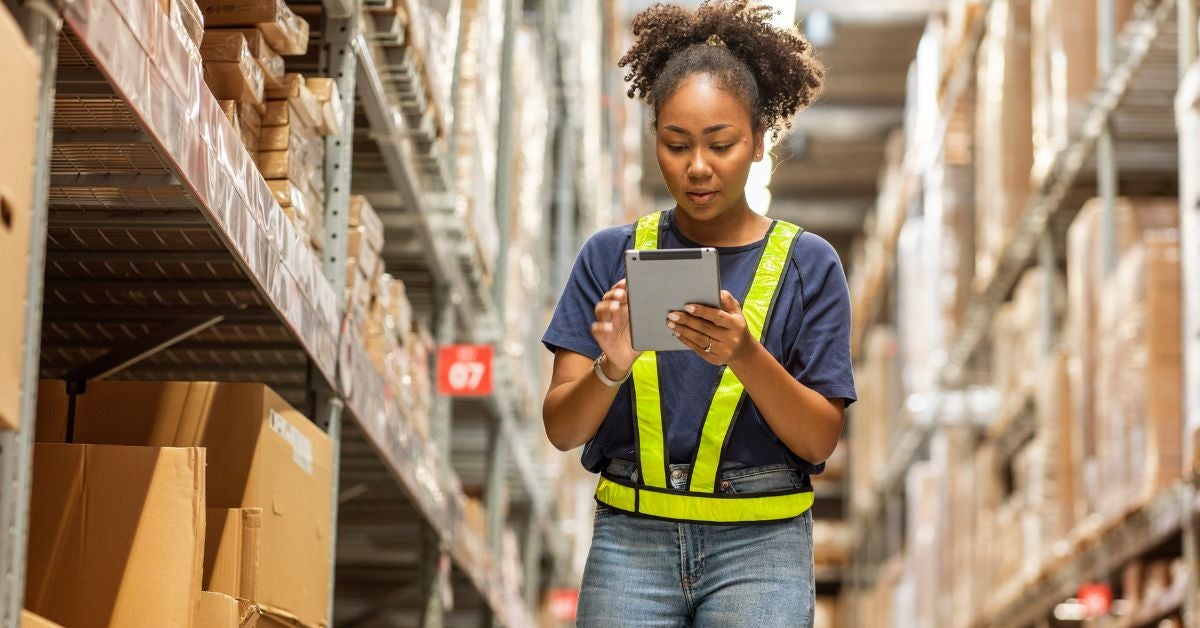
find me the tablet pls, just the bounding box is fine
[624,248,721,352]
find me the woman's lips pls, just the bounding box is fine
[687,191,717,204]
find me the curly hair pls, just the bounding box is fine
[618,0,825,140]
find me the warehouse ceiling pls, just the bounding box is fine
[635,6,929,271]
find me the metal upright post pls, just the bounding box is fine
[320,10,357,299]
[493,0,520,320]
[0,2,58,625]
[485,424,510,555]
[431,288,457,459]
[318,5,358,622]
[1098,0,1120,276]
[420,526,445,628]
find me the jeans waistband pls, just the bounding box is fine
[605,459,809,493]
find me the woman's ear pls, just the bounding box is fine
[752,130,765,162]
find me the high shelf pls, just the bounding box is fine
[0,0,593,625]
[845,0,1198,625]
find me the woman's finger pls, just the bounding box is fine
[669,311,724,338]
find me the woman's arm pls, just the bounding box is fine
[542,350,623,451]
[667,290,844,463]
[542,279,642,451]
[724,342,844,463]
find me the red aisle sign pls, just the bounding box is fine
[547,588,579,622]
[1077,583,1112,618]
[437,344,494,396]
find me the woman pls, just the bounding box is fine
[541,2,855,625]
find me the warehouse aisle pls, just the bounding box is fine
[0,0,1197,627]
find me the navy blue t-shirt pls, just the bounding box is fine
[542,210,857,476]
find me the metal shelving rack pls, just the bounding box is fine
[0,0,579,625]
[847,0,1196,624]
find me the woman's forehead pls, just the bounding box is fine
[657,75,752,132]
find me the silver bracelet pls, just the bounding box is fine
[592,353,631,387]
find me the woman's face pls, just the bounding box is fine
[656,74,764,223]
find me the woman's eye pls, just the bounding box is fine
[667,144,688,153]
[711,145,731,152]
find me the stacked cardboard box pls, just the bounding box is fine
[345,195,385,314]
[25,444,206,628]
[1064,197,1178,518]
[35,381,333,628]
[0,5,39,431]
[1121,558,1188,623]
[262,74,331,250]
[197,0,310,57]
[1030,0,1136,185]
[159,0,206,49]
[849,328,903,512]
[974,0,1034,291]
[1096,230,1182,518]
[990,267,1064,403]
[200,31,265,106]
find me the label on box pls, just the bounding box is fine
[269,409,313,475]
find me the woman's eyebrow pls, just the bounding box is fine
[662,123,734,136]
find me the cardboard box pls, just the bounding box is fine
[205,508,262,601]
[36,381,333,628]
[25,444,205,628]
[264,74,322,130]
[975,0,1034,291]
[201,32,265,105]
[197,0,310,55]
[0,7,39,431]
[305,77,345,136]
[196,592,240,628]
[210,28,285,88]
[349,195,384,254]
[348,227,382,284]
[21,610,64,628]
[158,0,205,46]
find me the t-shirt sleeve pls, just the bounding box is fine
[541,226,629,359]
[788,234,858,406]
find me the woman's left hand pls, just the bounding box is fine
[666,290,755,365]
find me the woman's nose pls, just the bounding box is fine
[687,151,712,178]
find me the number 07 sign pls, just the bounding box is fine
[437,344,494,396]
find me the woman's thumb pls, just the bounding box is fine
[721,290,739,312]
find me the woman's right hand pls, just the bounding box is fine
[591,278,641,374]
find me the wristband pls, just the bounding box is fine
[593,353,631,388]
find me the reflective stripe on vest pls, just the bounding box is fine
[596,210,811,524]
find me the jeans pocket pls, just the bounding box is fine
[724,468,803,495]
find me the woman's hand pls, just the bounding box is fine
[591,279,641,374]
[667,290,754,365]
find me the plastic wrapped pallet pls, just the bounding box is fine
[1065,197,1178,516]
[974,0,1034,291]
[158,0,205,46]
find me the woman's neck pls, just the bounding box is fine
[672,200,771,247]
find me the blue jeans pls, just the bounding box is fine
[577,460,815,628]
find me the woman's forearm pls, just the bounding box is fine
[542,352,624,451]
[728,342,844,463]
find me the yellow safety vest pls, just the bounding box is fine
[595,211,815,525]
